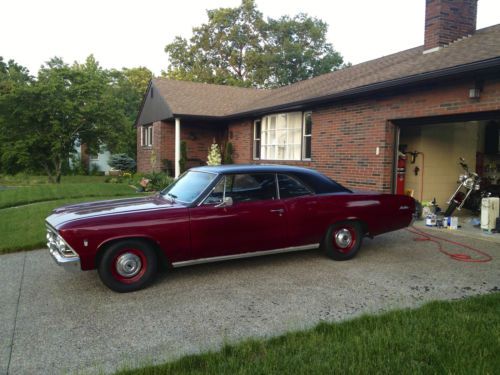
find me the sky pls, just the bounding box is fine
[1,0,500,76]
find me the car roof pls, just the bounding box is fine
[189,164,351,194]
[191,164,313,174]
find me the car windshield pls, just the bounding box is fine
[161,171,217,204]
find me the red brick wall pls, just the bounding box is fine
[137,120,225,173]
[181,123,225,165]
[137,120,174,173]
[424,0,477,50]
[228,77,500,192]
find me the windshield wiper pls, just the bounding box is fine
[165,193,177,203]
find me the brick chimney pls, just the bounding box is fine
[424,0,478,52]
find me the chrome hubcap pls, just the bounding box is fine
[335,228,352,248]
[115,253,142,277]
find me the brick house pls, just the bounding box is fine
[136,0,500,207]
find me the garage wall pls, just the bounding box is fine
[400,122,479,206]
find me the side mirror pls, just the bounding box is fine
[216,196,233,208]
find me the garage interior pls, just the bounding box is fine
[394,111,500,237]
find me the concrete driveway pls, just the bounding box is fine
[1,228,499,374]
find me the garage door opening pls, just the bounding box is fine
[392,111,500,216]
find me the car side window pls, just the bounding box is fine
[203,177,225,205]
[203,173,277,204]
[278,174,313,199]
[228,173,277,202]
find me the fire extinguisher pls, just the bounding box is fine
[396,153,406,195]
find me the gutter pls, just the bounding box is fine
[224,56,500,119]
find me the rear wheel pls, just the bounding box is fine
[98,239,157,293]
[322,221,363,261]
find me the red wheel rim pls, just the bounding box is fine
[332,226,356,254]
[110,248,147,284]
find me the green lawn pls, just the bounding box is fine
[116,293,500,375]
[0,174,110,186]
[0,183,136,209]
[0,176,143,253]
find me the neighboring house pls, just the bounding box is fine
[73,143,112,174]
[135,0,500,207]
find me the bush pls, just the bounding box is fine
[224,142,234,164]
[207,143,221,165]
[108,154,136,173]
[143,171,174,191]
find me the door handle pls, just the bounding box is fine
[270,208,285,216]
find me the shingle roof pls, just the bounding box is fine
[152,23,500,118]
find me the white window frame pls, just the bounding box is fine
[302,111,312,160]
[141,124,153,147]
[253,120,261,160]
[253,111,312,161]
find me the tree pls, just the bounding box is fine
[109,67,153,156]
[266,14,344,87]
[108,153,136,172]
[164,0,345,88]
[0,56,126,182]
[0,58,33,174]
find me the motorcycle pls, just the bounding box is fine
[444,157,481,217]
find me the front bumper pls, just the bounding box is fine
[48,246,81,271]
[46,225,81,272]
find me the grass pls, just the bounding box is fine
[0,175,143,253]
[0,174,110,186]
[0,195,140,253]
[0,183,136,209]
[116,293,500,375]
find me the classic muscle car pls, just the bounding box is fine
[46,165,415,292]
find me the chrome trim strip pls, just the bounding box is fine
[171,243,319,268]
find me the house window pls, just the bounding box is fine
[253,111,312,161]
[141,125,153,147]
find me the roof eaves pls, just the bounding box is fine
[225,56,500,119]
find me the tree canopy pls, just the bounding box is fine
[164,0,345,88]
[0,56,151,181]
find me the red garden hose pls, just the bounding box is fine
[405,225,493,263]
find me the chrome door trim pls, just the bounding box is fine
[171,243,320,268]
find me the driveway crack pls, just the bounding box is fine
[6,251,27,375]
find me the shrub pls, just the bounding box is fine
[224,142,234,164]
[207,143,221,166]
[142,172,174,191]
[108,154,136,173]
[179,141,188,173]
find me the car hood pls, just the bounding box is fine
[46,194,184,229]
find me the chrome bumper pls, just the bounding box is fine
[48,246,81,271]
[46,224,81,272]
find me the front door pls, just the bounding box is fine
[189,173,287,259]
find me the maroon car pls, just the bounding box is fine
[46,165,415,292]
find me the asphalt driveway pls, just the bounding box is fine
[1,228,499,374]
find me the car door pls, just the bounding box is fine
[277,173,331,246]
[189,173,287,259]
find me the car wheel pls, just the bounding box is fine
[98,239,157,293]
[322,221,363,261]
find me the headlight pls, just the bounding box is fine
[474,183,480,190]
[464,178,474,189]
[459,174,468,182]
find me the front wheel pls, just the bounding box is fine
[98,239,158,293]
[322,221,363,261]
[444,200,458,217]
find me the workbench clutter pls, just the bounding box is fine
[425,214,459,230]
